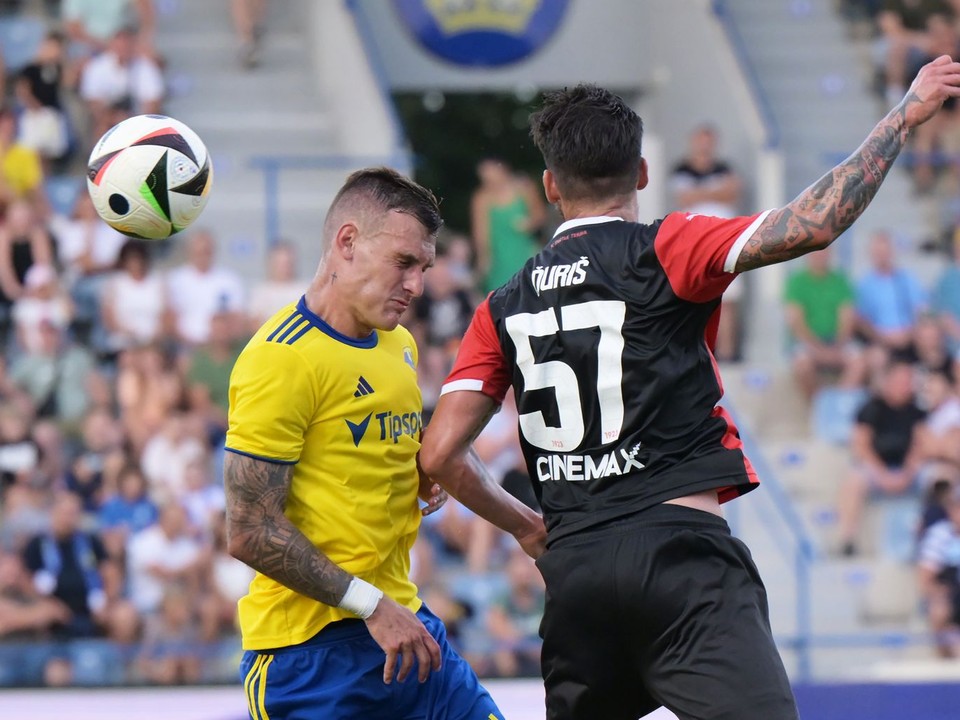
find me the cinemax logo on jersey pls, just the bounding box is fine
[535,443,644,482]
[530,256,590,296]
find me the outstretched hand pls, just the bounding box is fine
[365,596,442,684]
[902,55,960,129]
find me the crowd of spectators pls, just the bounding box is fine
[6,0,960,691]
[0,1,550,687]
[847,0,960,192]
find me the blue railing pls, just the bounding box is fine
[723,400,816,680]
[724,396,942,681]
[249,153,411,243]
[249,1,413,244]
[712,0,781,150]
[344,0,409,160]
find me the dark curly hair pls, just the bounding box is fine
[529,84,643,202]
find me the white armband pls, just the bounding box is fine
[338,577,383,619]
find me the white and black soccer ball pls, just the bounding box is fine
[87,114,213,239]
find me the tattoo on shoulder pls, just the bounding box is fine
[736,104,908,271]
[223,452,351,607]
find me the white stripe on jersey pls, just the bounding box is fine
[918,519,960,570]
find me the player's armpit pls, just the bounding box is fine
[223,451,352,607]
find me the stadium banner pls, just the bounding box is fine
[392,0,569,66]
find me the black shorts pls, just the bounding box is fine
[536,504,799,720]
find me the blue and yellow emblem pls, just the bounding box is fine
[403,346,416,371]
[393,0,569,66]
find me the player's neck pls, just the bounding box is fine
[559,195,639,224]
[303,282,373,340]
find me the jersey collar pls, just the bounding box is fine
[552,216,624,237]
[296,296,378,349]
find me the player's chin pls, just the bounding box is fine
[376,311,403,331]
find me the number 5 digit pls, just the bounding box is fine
[505,300,625,451]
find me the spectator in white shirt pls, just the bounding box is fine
[166,229,245,346]
[140,412,207,504]
[247,241,302,330]
[101,239,168,354]
[918,367,960,482]
[126,501,206,616]
[51,193,127,340]
[79,27,163,144]
[12,264,73,354]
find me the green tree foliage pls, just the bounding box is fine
[392,91,547,235]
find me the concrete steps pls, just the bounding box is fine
[153,0,339,278]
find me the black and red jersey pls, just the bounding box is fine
[442,212,770,541]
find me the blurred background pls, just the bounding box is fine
[1,0,960,717]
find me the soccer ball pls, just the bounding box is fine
[87,114,213,239]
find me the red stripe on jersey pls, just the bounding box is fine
[443,296,511,403]
[704,314,758,501]
[714,405,760,503]
[654,211,764,303]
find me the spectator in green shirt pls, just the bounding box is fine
[784,248,867,399]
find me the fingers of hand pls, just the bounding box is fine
[383,647,398,685]
[414,634,442,682]
[396,642,416,683]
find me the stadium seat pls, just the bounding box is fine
[45,175,83,217]
[0,16,45,73]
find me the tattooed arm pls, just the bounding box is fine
[420,391,547,560]
[223,452,351,605]
[736,55,960,271]
[223,452,442,683]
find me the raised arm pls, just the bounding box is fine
[736,55,960,271]
[419,390,546,559]
[223,452,441,683]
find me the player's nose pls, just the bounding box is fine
[404,268,425,298]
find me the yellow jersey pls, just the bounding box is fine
[226,297,424,650]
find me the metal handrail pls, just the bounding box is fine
[723,400,815,680]
[248,153,410,243]
[711,0,781,150]
[344,0,409,159]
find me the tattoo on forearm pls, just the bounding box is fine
[737,101,909,271]
[224,453,351,607]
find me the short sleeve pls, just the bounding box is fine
[654,210,772,303]
[918,523,948,571]
[855,398,879,427]
[441,297,511,403]
[225,342,318,464]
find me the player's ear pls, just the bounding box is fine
[543,169,561,204]
[333,222,360,260]
[636,158,649,191]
